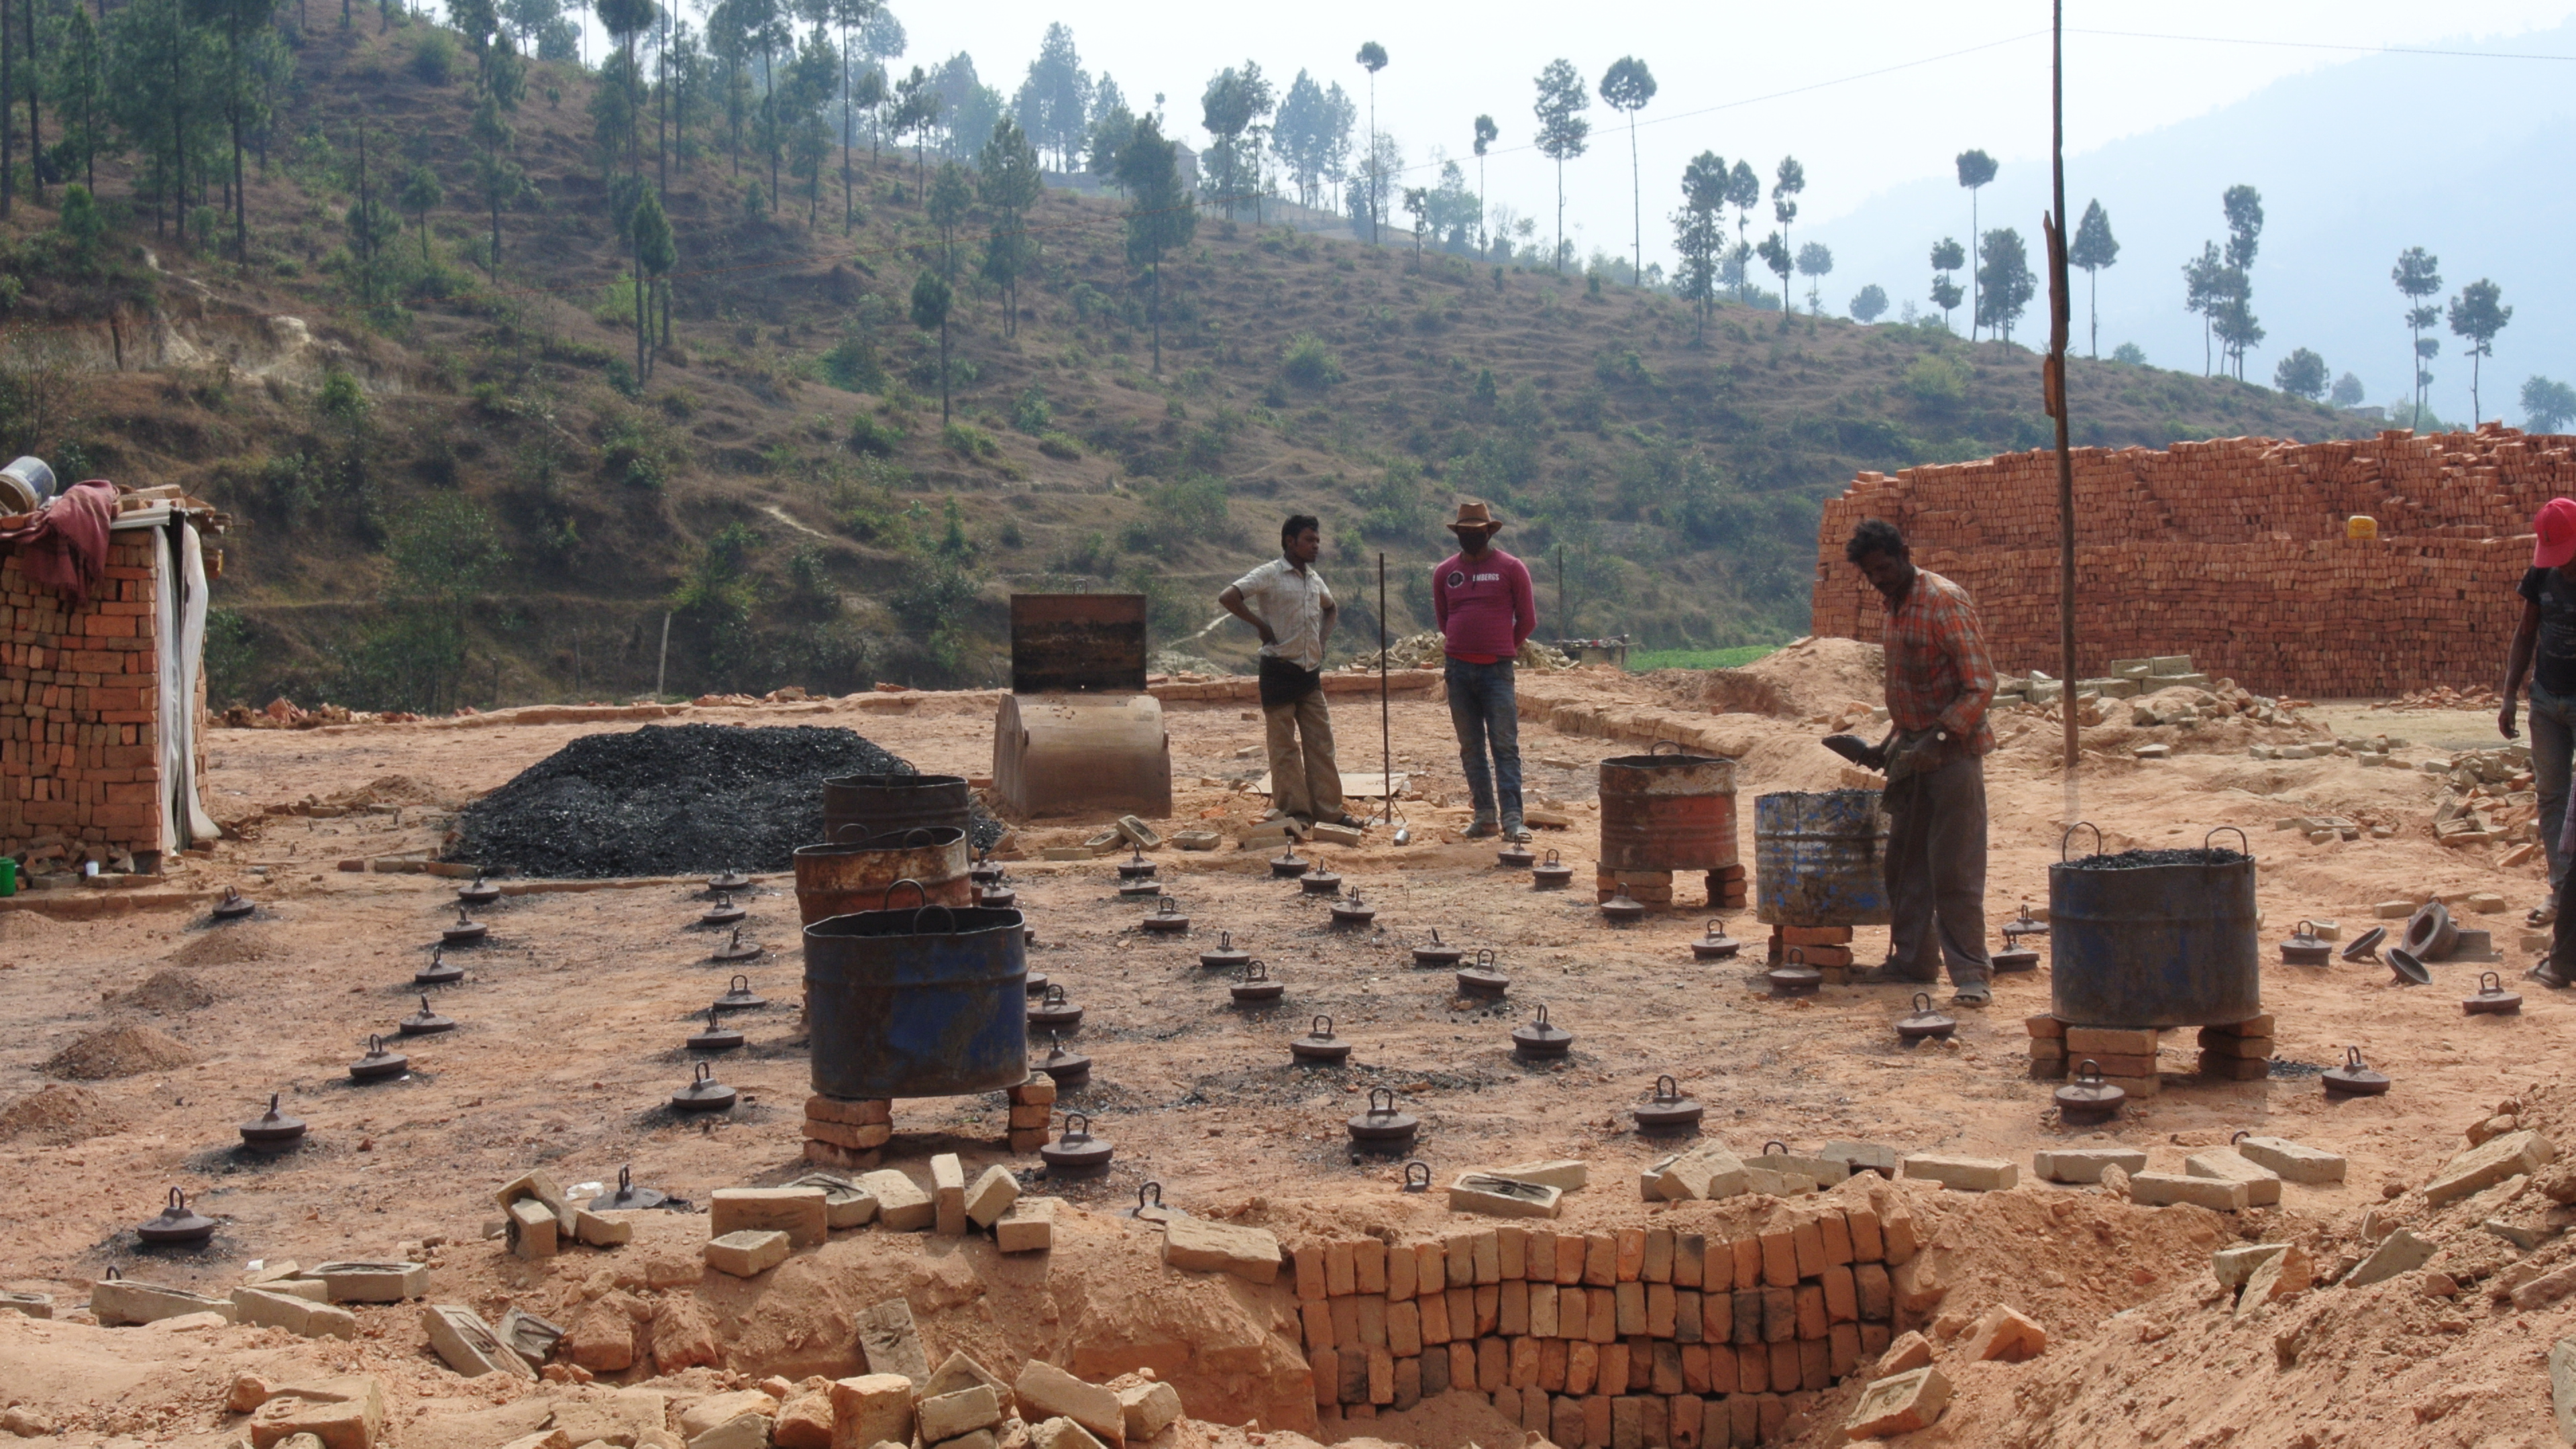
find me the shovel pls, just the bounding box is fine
[1821,734,1882,769]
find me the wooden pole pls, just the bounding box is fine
[1378,552,1393,827]
[2047,0,2080,815]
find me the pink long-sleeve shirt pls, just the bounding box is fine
[1432,547,1537,663]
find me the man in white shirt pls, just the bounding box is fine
[1218,514,1359,828]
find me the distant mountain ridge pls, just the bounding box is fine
[1810,21,2576,418]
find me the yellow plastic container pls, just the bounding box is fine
[2346,515,2379,540]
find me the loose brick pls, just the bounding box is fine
[2233,1136,2347,1185]
[2127,1173,2249,1212]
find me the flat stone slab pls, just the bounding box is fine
[1162,1216,1281,1284]
[1446,1173,1564,1219]
[2212,1244,2288,1289]
[2033,1148,2147,1185]
[2185,1150,2284,1206]
[2233,1136,2347,1185]
[1493,1159,1591,1192]
[704,1230,791,1278]
[93,1279,236,1327]
[1843,1366,1951,1438]
[1902,1155,2018,1192]
[996,1197,1057,1254]
[298,1262,429,1303]
[2129,1173,2249,1212]
[2424,1130,2555,1208]
[859,1170,934,1232]
[1820,1141,1900,1178]
[422,1304,533,1379]
[2347,1229,2437,1287]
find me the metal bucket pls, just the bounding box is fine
[1598,743,1737,873]
[820,773,973,843]
[803,882,1029,1098]
[1754,790,1892,926]
[793,826,971,925]
[2049,825,2261,1028]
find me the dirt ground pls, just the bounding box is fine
[3,662,2573,1448]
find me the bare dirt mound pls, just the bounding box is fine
[42,1024,200,1080]
[0,910,55,945]
[0,1083,127,1143]
[325,773,458,808]
[107,969,220,1014]
[1703,635,1884,718]
[167,926,280,967]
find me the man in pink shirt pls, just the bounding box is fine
[1431,501,1538,841]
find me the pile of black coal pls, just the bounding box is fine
[2061,847,2251,869]
[451,723,1000,878]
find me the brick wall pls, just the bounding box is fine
[1810,425,2574,698]
[1291,1197,1915,1445]
[1,531,168,863]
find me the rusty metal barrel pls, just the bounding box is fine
[1754,790,1892,926]
[803,885,1028,1099]
[793,826,971,924]
[820,773,973,843]
[1597,743,1737,873]
[2049,826,2260,1028]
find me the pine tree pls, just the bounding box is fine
[1117,113,1195,376]
[2066,199,2118,360]
[979,115,1040,337]
[1531,58,1588,272]
[1598,57,1654,288]
[1672,150,1725,343]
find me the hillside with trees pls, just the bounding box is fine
[0,6,2367,707]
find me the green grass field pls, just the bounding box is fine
[1624,645,1781,672]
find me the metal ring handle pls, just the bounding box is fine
[2205,826,2250,855]
[1652,740,1682,755]
[827,822,872,842]
[2075,1059,2103,1083]
[1913,993,1932,1013]
[2344,1046,2365,1069]
[1312,1015,1333,1037]
[1044,984,1067,1006]
[1534,1004,1550,1026]
[1403,1161,1432,1191]
[2060,822,2103,861]
[1138,1182,1163,1209]
[2231,1130,2249,1144]
[1784,947,1807,965]
[694,1062,714,1085]
[1244,960,1267,980]
[1219,931,1233,949]
[166,1187,186,1210]
[366,1034,385,1053]
[1158,896,1180,915]
[1370,1087,1398,1115]
[729,974,751,993]
[1428,928,1444,946]
[882,877,930,913]
[2482,971,2504,991]
[1478,949,1497,967]
[1654,1075,1680,1102]
[1762,1140,1786,1155]
[1543,849,1561,866]
[1707,920,1725,937]
[2296,920,2315,937]
[1061,1112,1091,1141]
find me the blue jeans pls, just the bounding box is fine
[1445,657,1523,824]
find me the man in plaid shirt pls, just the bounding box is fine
[1843,519,1998,1004]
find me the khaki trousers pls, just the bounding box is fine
[1264,688,1344,821]
[1882,753,1992,985]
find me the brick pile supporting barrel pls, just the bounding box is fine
[1291,1194,1920,1447]
[801,1075,1055,1171]
[1810,425,2576,699]
[0,531,170,864]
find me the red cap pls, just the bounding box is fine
[2540,498,2576,568]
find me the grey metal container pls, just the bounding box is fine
[820,772,973,843]
[803,889,1028,1099]
[2049,826,2261,1028]
[1754,790,1892,926]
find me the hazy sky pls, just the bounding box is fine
[848,1,2576,271]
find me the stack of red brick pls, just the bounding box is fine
[800,1075,1055,1171]
[1811,425,2575,699]
[0,532,167,865]
[1596,865,1747,912]
[1292,1190,1920,1447]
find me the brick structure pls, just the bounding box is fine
[1811,425,2575,699]
[1291,1195,1917,1445]
[1,510,217,871]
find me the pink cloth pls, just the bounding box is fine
[1431,546,1537,662]
[0,479,118,604]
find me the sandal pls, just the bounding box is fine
[1950,983,1993,1007]
[2529,905,2557,928]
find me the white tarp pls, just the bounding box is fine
[115,505,217,852]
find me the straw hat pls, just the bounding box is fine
[1446,500,1505,536]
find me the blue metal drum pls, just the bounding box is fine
[1754,790,1893,926]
